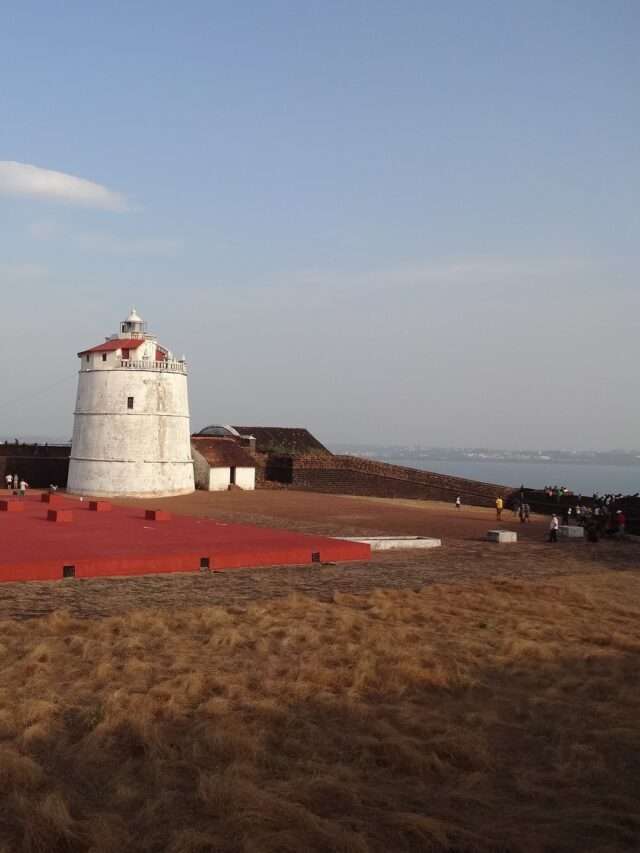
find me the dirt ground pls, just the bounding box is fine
[0,490,636,620]
[116,489,548,541]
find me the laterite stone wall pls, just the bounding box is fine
[256,453,511,507]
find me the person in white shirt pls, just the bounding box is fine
[549,514,559,542]
[5,474,11,491]
[455,496,461,509]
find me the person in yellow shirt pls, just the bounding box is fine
[495,496,503,519]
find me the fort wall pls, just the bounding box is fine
[0,444,71,488]
[255,453,511,506]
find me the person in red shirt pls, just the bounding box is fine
[616,510,626,535]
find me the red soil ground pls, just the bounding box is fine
[116,489,548,541]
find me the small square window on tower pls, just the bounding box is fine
[127,396,134,410]
[102,353,107,362]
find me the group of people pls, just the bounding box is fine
[592,491,638,505]
[548,504,627,542]
[4,473,29,496]
[580,505,626,542]
[455,494,531,523]
[512,500,531,522]
[455,484,631,544]
[544,485,572,499]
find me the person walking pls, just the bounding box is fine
[616,510,626,536]
[455,496,461,510]
[4,473,11,491]
[19,479,28,497]
[585,516,599,542]
[523,503,530,522]
[495,496,503,520]
[12,474,18,490]
[549,514,559,542]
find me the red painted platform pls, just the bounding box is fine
[0,493,370,582]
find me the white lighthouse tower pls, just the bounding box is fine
[67,309,195,497]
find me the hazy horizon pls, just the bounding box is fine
[1,3,638,451]
[2,432,639,459]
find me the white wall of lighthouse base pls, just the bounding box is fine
[67,459,194,497]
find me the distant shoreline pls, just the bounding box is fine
[351,457,640,495]
[373,457,640,469]
[331,447,640,469]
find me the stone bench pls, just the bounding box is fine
[559,525,584,539]
[342,536,441,551]
[47,509,73,523]
[487,530,517,543]
[0,500,24,513]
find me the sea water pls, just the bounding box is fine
[384,459,640,495]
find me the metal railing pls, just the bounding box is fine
[119,359,187,373]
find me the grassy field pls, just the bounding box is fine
[1,569,639,852]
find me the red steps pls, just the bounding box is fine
[47,509,73,523]
[41,493,64,504]
[0,500,24,513]
[145,509,171,521]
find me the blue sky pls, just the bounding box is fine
[1,1,638,449]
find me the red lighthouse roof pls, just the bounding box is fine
[77,339,145,357]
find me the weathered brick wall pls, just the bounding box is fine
[0,444,71,488]
[256,453,511,506]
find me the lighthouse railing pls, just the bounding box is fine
[119,359,187,373]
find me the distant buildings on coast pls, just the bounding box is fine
[332,445,640,467]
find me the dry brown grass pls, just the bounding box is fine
[0,571,639,852]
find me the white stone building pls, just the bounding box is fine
[67,309,195,497]
[191,435,256,492]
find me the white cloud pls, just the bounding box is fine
[0,161,127,211]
